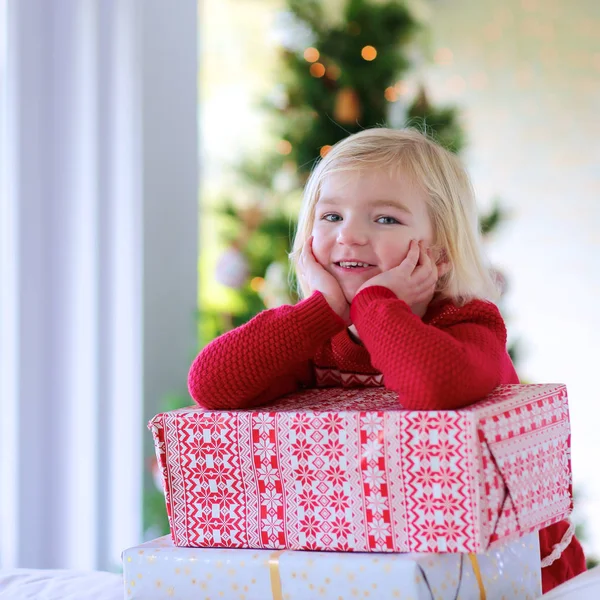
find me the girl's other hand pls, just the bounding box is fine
[357,240,448,317]
[299,237,351,324]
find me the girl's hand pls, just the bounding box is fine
[298,237,351,324]
[357,240,448,317]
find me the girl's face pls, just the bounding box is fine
[311,168,435,303]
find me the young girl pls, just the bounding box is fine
[188,128,585,592]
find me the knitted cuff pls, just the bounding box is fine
[295,291,346,340]
[350,286,409,323]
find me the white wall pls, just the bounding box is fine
[410,0,600,556]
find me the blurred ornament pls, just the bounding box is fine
[272,163,297,193]
[258,262,292,308]
[334,87,361,123]
[270,10,315,53]
[267,84,289,110]
[239,205,263,230]
[215,246,250,289]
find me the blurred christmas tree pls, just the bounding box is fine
[205,0,473,344]
[144,0,513,537]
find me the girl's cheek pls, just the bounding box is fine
[310,222,321,241]
[311,236,328,265]
[311,239,324,262]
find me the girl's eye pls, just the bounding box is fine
[377,216,400,225]
[322,213,342,222]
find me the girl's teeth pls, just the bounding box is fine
[339,261,370,268]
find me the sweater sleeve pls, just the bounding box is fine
[350,286,510,410]
[188,291,346,409]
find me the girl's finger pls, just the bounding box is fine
[424,248,437,278]
[419,242,431,267]
[417,276,437,299]
[302,237,313,261]
[414,268,436,291]
[416,241,424,266]
[400,239,420,274]
[412,247,434,282]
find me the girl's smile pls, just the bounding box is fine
[332,262,377,275]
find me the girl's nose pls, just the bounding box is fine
[337,219,368,246]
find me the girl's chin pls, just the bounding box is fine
[342,286,361,304]
[334,275,372,303]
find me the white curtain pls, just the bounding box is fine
[0,0,198,570]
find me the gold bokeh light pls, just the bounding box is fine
[361,46,377,61]
[303,47,320,63]
[310,63,326,78]
[276,140,292,155]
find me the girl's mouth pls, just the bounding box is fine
[334,261,376,273]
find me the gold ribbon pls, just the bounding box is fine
[268,550,285,600]
[268,548,485,600]
[468,553,487,600]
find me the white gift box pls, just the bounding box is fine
[122,533,541,599]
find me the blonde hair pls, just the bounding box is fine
[289,127,499,305]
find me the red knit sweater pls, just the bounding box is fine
[188,286,586,592]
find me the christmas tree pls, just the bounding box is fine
[205,0,473,342]
[144,0,510,537]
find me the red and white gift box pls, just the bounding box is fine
[149,383,572,554]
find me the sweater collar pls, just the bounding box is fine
[332,327,373,367]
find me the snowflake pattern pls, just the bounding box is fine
[366,490,388,515]
[251,412,275,435]
[298,488,320,512]
[325,464,347,487]
[362,438,384,462]
[362,465,386,488]
[151,384,572,553]
[262,514,283,537]
[322,412,345,436]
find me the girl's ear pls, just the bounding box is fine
[434,247,447,264]
[437,262,451,277]
[435,248,451,277]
